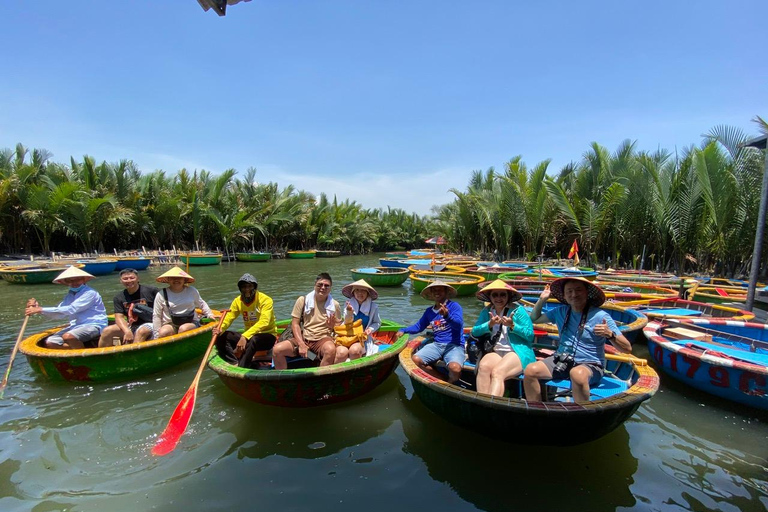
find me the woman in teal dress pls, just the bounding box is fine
[471,279,535,397]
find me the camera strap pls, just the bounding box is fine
[561,304,589,356]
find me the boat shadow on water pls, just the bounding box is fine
[394,372,639,512]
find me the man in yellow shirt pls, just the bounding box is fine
[213,273,277,368]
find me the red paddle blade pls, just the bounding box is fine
[151,384,197,456]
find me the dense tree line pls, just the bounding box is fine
[0,148,435,256]
[434,120,768,276]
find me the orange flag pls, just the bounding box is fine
[568,239,579,259]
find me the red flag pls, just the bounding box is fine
[568,239,579,259]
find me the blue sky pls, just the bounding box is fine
[2,1,766,215]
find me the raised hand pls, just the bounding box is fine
[489,311,501,327]
[326,312,337,329]
[346,301,354,314]
[499,315,515,328]
[594,318,612,338]
[438,302,449,317]
[540,285,551,301]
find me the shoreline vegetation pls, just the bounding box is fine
[2,117,767,277]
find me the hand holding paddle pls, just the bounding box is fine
[151,310,229,456]
[0,314,31,398]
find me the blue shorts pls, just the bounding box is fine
[414,342,465,366]
[46,324,103,346]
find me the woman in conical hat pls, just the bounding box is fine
[524,277,632,403]
[153,266,215,338]
[24,266,107,349]
[340,280,382,359]
[470,279,535,397]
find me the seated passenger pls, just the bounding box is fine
[272,272,343,369]
[524,277,632,403]
[471,279,534,397]
[98,268,159,347]
[396,281,464,384]
[152,266,216,338]
[213,273,277,368]
[25,266,108,349]
[340,279,382,359]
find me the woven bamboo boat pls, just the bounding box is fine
[688,287,747,305]
[235,252,272,262]
[350,267,410,286]
[71,259,118,275]
[179,253,222,265]
[399,337,659,445]
[465,265,526,281]
[19,311,221,382]
[0,263,84,285]
[379,258,432,269]
[208,321,407,407]
[111,257,151,271]
[409,271,485,297]
[286,250,317,259]
[621,297,754,321]
[406,264,465,274]
[315,250,342,258]
[644,319,768,410]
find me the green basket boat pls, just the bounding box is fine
[235,252,272,262]
[409,271,485,297]
[286,251,317,259]
[179,253,222,266]
[316,250,341,258]
[0,263,83,285]
[350,267,410,287]
[399,337,659,445]
[19,313,220,382]
[208,320,407,407]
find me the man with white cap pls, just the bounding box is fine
[25,266,108,349]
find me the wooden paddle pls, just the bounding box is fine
[0,315,30,398]
[661,318,764,352]
[151,310,229,456]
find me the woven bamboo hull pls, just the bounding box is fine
[209,330,408,407]
[644,320,768,410]
[316,250,341,258]
[409,272,485,297]
[621,298,754,321]
[179,254,222,265]
[0,266,72,284]
[235,252,271,262]
[350,267,409,286]
[20,317,218,382]
[286,251,316,259]
[76,259,118,275]
[399,340,658,445]
[113,258,151,271]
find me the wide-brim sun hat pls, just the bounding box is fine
[156,266,195,284]
[476,279,522,303]
[549,276,606,307]
[53,266,95,284]
[420,280,458,301]
[341,279,379,300]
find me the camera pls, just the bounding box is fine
[552,352,575,374]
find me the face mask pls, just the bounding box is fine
[69,284,85,293]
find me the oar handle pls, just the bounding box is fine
[0,315,31,397]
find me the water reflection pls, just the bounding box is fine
[396,377,638,512]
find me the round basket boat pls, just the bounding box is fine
[0,263,84,285]
[316,250,341,258]
[406,264,466,274]
[236,252,272,262]
[287,250,317,259]
[179,253,222,265]
[19,311,221,382]
[644,319,768,410]
[110,257,151,271]
[350,267,410,286]
[208,324,408,407]
[409,271,485,297]
[399,337,659,445]
[620,297,755,321]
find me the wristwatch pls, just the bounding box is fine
[608,332,616,341]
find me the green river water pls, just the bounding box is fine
[0,254,766,511]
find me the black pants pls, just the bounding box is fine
[215,331,277,368]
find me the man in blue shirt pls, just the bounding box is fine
[525,277,632,403]
[26,266,108,349]
[397,281,464,383]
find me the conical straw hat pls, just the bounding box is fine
[420,280,458,300]
[156,266,195,284]
[341,279,379,300]
[476,279,522,303]
[53,266,95,284]
[549,276,605,307]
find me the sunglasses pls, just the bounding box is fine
[315,283,331,289]
[489,292,508,298]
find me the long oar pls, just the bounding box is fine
[151,310,228,456]
[0,315,31,398]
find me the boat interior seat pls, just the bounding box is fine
[545,375,630,401]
